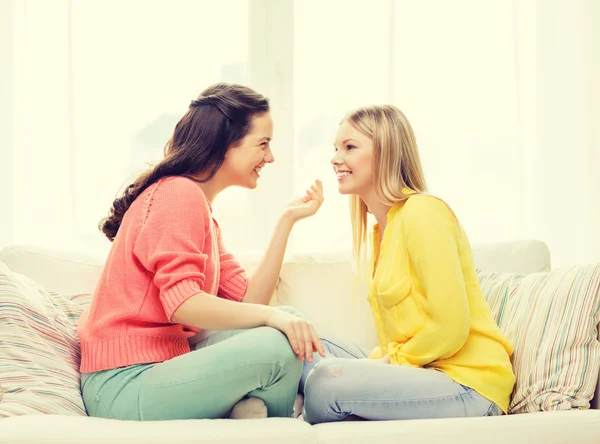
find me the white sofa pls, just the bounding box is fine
[1,240,599,444]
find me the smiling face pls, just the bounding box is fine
[331,120,374,196]
[220,112,274,189]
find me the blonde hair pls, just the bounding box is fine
[345,105,427,263]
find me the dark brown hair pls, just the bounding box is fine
[99,82,270,241]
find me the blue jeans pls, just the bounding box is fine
[300,337,503,424]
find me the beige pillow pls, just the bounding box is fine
[478,264,600,413]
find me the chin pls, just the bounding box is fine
[242,177,259,190]
[337,183,353,195]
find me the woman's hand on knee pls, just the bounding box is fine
[266,309,325,362]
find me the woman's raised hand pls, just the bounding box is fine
[283,179,324,223]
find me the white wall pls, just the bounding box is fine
[530,0,600,267]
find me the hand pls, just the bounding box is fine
[283,180,324,223]
[266,309,326,362]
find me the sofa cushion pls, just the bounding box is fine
[478,264,600,413]
[471,239,551,274]
[0,261,90,417]
[313,410,600,444]
[0,415,317,444]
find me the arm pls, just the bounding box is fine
[172,291,271,329]
[133,178,324,360]
[173,291,325,362]
[243,214,294,304]
[390,197,470,367]
[243,180,324,305]
[133,180,273,325]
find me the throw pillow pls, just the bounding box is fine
[0,261,90,417]
[478,264,600,413]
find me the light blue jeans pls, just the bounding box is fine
[300,337,503,424]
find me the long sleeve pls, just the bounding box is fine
[133,178,210,321]
[390,197,470,367]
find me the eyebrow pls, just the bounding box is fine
[258,137,271,142]
[333,138,358,147]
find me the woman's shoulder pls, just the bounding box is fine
[144,176,206,202]
[137,175,211,219]
[399,194,454,220]
[155,175,204,193]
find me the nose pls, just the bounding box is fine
[331,150,343,165]
[264,147,275,163]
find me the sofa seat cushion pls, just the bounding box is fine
[0,415,317,444]
[313,410,600,444]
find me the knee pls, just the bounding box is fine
[275,305,304,318]
[305,358,343,393]
[255,327,303,373]
[303,359,344,423]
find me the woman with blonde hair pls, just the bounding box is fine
[299,105,515,423]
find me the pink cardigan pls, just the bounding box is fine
[78,176,248,373]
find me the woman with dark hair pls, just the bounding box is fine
[78,83,325,421]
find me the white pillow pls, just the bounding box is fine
[0,261,90,417]
[478,264,600,413]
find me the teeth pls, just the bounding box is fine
[337,172,351,177]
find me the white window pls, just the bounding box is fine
[6,0,600,266]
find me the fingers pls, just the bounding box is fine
[306,188,319,203]
[310,181,324,198]
[276,315,325,361]
[299,194,310,204]
[288,319,323,362]
[299,322,313,362]
[291,323,306,361]
[285,326,301,357]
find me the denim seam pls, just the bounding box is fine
[319,390,471,423]
[320,390,484,422]
[94,394,115,419]
[484,402,501,416]
[321,339,366,359]
[138,362,288,390]
[332,388,475,405]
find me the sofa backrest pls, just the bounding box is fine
[0,245,105,296]
[276,240,553,348]
[2,240,598,410]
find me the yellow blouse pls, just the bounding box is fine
[368,193,515,412]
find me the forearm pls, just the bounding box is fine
[172,292,273,329]
[243,214,294,304]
